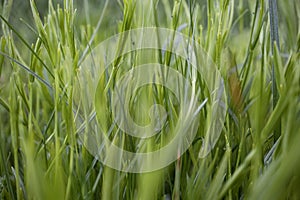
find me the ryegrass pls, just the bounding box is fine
[0,0,299,199]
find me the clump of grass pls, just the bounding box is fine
[0,0,299,199]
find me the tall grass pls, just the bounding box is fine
[0,0,299,199]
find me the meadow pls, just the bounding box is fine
[0,0,299,199]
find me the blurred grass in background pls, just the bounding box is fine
[0,0,299,199]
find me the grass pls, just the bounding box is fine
[0,0,299,199]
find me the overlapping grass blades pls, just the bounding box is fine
[0,0,299,199]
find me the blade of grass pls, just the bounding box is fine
[0,139,15,200]
[0,51,52,89]
[78,0,110,65]
[0,96,9,112]
[0,36,6,76]
[268,0,281,142]
[0,14,55,79]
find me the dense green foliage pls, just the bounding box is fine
[0,0,299,199]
